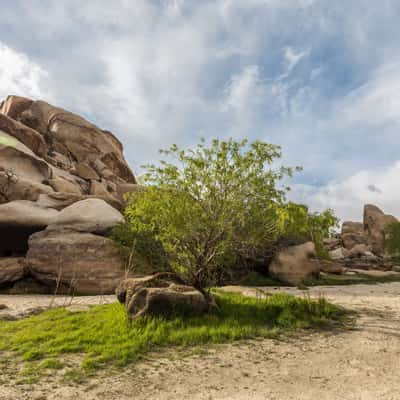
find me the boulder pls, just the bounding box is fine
[348,244,371,258]
[341,221,367,250]
[36,192,123,211]
[329,247,349,260]
[269,242,319,285]
[0,257,26,285]
[47,176,82,194]
[116,273,209,319]
[48,198,124,235]
[0,200,58,256]
[0,95,33,119]
[0,113,47,157]
[0,131,54,203]
[323,237,341,251]
[313,259,345,275]
[26,229,126,294]
[392,266,400,273]
[364,204,398,255]
[16,100,136,183]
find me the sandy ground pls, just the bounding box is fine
[1,283,400,400]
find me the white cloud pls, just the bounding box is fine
[290,161,400,222]
[0,42,48,100]
[283,47,308,74]
[339,61,400,126]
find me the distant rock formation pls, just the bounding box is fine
[324,204,398,271]
[0,95,137,294]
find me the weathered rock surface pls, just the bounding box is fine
[329,247,349,260]
[0,201,59,256]
[26,229,126,294]
[364,204,397,255]
[269,242,319,285]
[117,273,209,319]
[0,258,26,285]
[0,95,137,293]
[341,222,367,250]
[48,198,124,235]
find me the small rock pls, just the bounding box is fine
[392,266,400,272]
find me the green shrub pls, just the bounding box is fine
[385,222,400,257]
[115,138,338,288]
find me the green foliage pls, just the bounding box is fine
[279,203,338,258]
[385,222,400,257]
[111,222,169,273]
[0,292,345,381]
[122,138,297,289]
[117,138,338,288]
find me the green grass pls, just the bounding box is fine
[237,272,284,286]
[0,292,346,382]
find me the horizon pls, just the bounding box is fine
[1,1,400,222]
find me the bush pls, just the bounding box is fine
[115,138,338,289]
[385,222,400,257]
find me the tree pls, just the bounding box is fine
[122,139,298,296]
[118,138,338,299]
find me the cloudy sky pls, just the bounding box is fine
[1,0,400,222]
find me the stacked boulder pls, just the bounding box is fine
[324,204,398,271]
[0,95,137,294]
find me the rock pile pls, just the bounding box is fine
[0,95,137,294]
[324,204,398,271]
[267,204,399,286]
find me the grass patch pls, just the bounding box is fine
[237,272,284,287]
[0,291,346,381]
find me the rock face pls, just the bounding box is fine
[49,198,124,235]
[341,222,367,250]
[269,242,319,285]
[321,204,399,272]
[364,204,397,255]
[0,201,59,256]
[0,95,137,294]
[27,229,126,295]
[0,258,26,286]
[116,273,209,319]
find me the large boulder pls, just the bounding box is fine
[116,273,209,319]
[0,95,137,293]
[269,242,319,285]
[48,198,124,235]
[341,221,367,250]
[364,204,398,255]
[15,99,136,184]
[0,95,33,119]
[0,258,26,286]
[0,113,47,157]
[0,200,58,256]
[26,229,126,294]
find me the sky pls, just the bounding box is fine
[1,0,400,222]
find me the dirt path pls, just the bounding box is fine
[1,283,400,400]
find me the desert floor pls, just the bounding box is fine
[1,283,399,400]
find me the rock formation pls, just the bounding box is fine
[116,273,209,319]
[269,242,319,285]
[0,95,137,294]
[324,204,398,272]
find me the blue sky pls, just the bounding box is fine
[1,0,400,221]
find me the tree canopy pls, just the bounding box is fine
[114,138,337,292]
